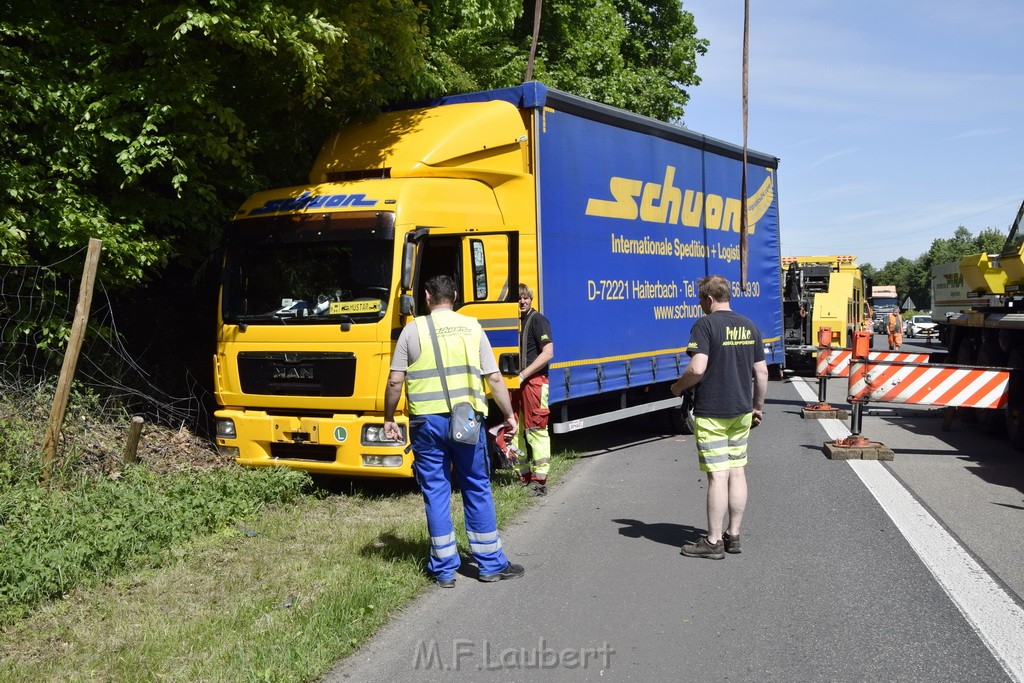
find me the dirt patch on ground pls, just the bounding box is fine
[2,386,227,478]
[61,420,227,476]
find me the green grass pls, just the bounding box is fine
[0,455,576,682]
[0,466,308,626]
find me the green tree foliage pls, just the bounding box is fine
[1,1,435,286]
[866,225,1008,309]
[977,227,1010,255]
[922,226,978,270]
[423,0,708,121]
[2,0,707,288]
[419,0,523,93]
[876,256,917,307]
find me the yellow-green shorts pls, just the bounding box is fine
[694,414,752,472]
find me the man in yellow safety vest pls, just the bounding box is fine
[384,275,523,588]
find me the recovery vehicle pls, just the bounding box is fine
[782,255,870,370]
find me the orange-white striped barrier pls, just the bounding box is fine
[848,360,1010,409]
[816,349,931,378]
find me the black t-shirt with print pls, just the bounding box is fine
[686,310,764,418]
[520,309,552,377]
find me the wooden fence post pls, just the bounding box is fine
[41,238,103,484]
[123,416,145,465]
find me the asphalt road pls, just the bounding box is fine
[326,337,1024,683]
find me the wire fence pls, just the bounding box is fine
[1,247,214,467]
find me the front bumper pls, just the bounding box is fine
[214,409,413,478]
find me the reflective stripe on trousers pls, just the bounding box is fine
[513,376,551,480]
[410,413,508,579]
[694,414,751,471]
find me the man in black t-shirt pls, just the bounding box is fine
[512,283,554,496]
[671,275,768,559]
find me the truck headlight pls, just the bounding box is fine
[216,418,237,439]
[362,424,406,445]
[362,455,405,467]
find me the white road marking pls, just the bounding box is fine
[792,377,1024,681]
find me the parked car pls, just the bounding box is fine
[906,315,937,338]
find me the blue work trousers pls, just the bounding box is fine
[410,414,508,580]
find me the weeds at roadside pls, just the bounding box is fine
[0,385,309,628]
[0,448,577,682]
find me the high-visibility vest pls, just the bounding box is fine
[405,309,489,416]
[888,312,902,334]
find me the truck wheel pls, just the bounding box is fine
[955,340,978,424]
[975,346,1006,436]
[1006,348,1024,451]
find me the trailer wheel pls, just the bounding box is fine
[667,395,695,435]
[1006,348,1024,451]
[955,340,979,425]
[975,345,1007,436]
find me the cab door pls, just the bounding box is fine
[456,234,521,377]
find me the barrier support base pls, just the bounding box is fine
[823,436,894,461]
[802,403,850,420]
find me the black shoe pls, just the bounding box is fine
[723,531,742,554]
[528,481,547,497]
[436,576,456,588]
[479,562,526,582]
[680,536,725,560]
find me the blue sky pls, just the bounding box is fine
[681,0,1024,270]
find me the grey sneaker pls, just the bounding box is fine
[479,562,526,582]
[723,531,742,554]
[680,536,725,560]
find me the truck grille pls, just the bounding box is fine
[237,352,356,397]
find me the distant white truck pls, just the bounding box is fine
[870,284,899,333]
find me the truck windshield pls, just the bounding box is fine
[221,211,395,324]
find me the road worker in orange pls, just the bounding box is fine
[887,309,904,351]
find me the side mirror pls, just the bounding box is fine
[401,243,415,290]
[400,294,415,316]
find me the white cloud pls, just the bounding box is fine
[808,148,858,169]
[946,128,1011,141]
[786,181,874,207]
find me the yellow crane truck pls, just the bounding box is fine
[782,255,870,371]
[930,198,1024,447]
